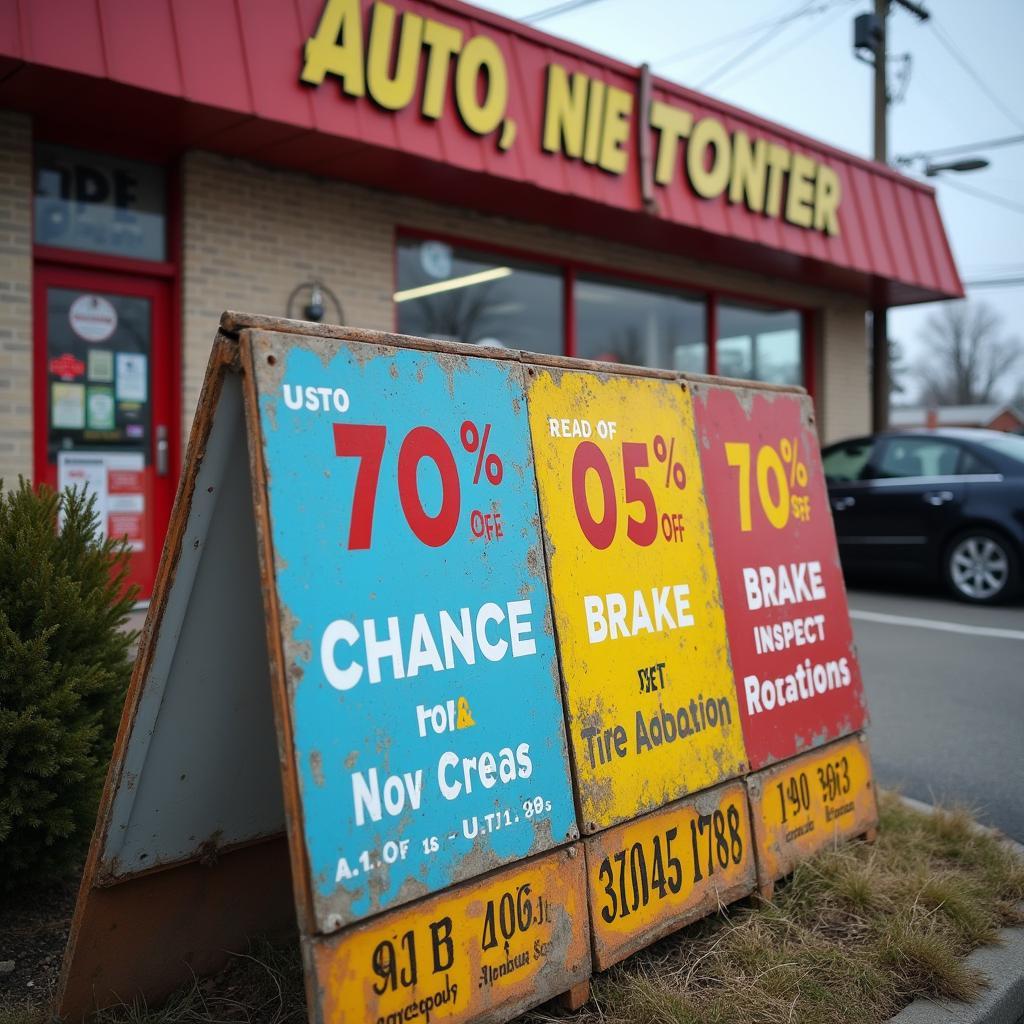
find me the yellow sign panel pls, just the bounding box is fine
[584,780,755,969]
[526,369,747,831]
[746,733,878,885]
[310,845,590,1024]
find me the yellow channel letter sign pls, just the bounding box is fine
[527,370,748,831]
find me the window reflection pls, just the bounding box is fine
[575,276,706,371]
[716,302,802,385]
[34,143,167,262]
[394,238,808,389]
[395,238,562,354]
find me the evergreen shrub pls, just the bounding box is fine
[0,479,136,891]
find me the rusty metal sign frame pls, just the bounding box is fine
[56,335,297,1019]
[56,311,872,1024]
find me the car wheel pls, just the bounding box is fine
[943,529,1020,604]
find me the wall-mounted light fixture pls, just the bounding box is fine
[286,280,343,324]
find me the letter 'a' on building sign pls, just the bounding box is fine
[526,370,748,832]
[56,317,587,1024]
[690,384,867,770]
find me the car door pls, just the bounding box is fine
[846,436,969,574]
[822,437,877,565]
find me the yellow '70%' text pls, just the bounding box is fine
[725,440,811,532]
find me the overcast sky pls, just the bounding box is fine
[474,0,1024,401]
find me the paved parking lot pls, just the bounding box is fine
[849,584,1024,840]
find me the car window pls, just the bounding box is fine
[874,438,962,479]
[978,433,1024,466]
[822,440,873,482]
[959,448,996,475]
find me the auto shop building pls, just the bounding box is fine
[0,0,963,596]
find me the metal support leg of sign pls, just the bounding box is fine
[57,338,297,1018]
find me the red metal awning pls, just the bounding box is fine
[0,0,963,305]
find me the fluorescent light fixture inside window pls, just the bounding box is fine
[394,266,513,303]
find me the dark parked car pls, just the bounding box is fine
[821,428,1024,604]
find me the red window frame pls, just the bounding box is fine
[393,226,816,396]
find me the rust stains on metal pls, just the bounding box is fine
[310,752,326,789]
[309,845,591,1024]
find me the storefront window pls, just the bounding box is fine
[575,276,706,372]
[716,302,803,386]
[34,144,167,262]
[394,237,808,389]
[395,238,563,353]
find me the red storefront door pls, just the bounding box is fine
[34,265,174,601]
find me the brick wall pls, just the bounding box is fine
[182,150,869,447]
[818,303,870,443]
[0,111,33,485]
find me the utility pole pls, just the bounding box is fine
[870,0,889,434]
[861,0,928,433]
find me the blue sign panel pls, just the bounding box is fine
[252,335,577,930]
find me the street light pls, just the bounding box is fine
[924,157,990,176]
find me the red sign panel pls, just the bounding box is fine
[691,384,866,770]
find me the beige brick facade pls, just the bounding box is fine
[181,150,868,448]
[818,303,870,442]
[0,110,33,485]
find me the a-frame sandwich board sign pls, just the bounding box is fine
[57,313,590,1024]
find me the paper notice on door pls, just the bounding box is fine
[52,382,86,429]
[58,453,108,528]
[86,387,116,430]
[88,349,115,383]
[58,452,146,550]
[115,353,148,402]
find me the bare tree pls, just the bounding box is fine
[889,338,909,397]
[912,301,1022,405]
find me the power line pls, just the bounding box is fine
[928,20,1024,132]
[904,133,1024,161]
[521,0,604,24]
[962,276,1024,289]
[651,5,830,69]
[715,1,851,93]
[696,0,823,90]
[962,262,1024,273]
[936,175,1024,217]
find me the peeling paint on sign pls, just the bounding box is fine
[746,733,878,885]
[309,845,591,1024]
[526,369,748,831]
[252,334,577,931]
[691,384,867,770]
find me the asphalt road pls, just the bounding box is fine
[848,583,1024,841]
